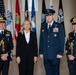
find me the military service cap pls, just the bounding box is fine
[0,16,6,23]
[70,16,76,25]
[45,9,55,16]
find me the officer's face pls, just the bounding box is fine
[0,22,5,30]
[72,24,76,31]
[46,15,54,23]
[23,21,31,31]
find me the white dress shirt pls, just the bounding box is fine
[0,30,4,34]
[47,21,54,29]
[24,31,30,44]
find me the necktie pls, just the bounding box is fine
[49,25,51,29]
[1,31,3,34]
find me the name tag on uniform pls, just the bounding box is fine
[5,34,10,36]
[53,27,59,32]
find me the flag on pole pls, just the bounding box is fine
[15,0,20,40]
[31,0,36,32]
[6,0,14,40]
[57,0,66,36]
[41,0,46,24]
[49,0,53,9]
[24,0,29,19]
[0,0,5,17]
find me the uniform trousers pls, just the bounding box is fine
[43,58,60,75]
[0,59,9,75]
[18,56,34,75]
[68,61,76,75]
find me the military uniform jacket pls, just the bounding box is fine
[0,29,13,60]
[39,21,65,59]
[65,31,76,61]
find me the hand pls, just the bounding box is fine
[40,54,43,59]
[1,53,8,61]
[57,54,63,59]
[16,57,20,64]
[34,56,37,63]
[68,55,75,60]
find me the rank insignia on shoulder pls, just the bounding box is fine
[42,30,44,32]
[7,31,10,33]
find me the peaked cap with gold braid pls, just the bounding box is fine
[0,16,6,23]
[70,16,76,24]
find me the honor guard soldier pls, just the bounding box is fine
[65,16,76,75]
[0,16,13,75]
[39,9,65,75]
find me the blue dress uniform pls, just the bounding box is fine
[0,16,13,75]
[65,17,76,75]
[39,9,65,75]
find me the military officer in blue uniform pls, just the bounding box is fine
[0,16,13,75]
[39,9,65,75]
[65,16,76,75]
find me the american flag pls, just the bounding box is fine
[0,0,5,16]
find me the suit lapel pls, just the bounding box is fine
[23,32,27,44]
[23,31,32,44]
[29,31,33,44]
[69,32,74,41]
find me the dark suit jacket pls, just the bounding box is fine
[39,21,65,59]
[0,29,13,60]
[16,31,38,59]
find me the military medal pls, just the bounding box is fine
[70,42,74,55]
[42,30,44,32]
[0,41,1,46]
[54,34,57,37]
[0,39,5,52]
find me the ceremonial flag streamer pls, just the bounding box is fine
[6,0,14,40]
[41,0,46,24]
[31,0,36,32]
[15,0,21,40]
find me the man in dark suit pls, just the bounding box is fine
[65,16,76,75]
[39,9,65,75]
[0,16,13,75]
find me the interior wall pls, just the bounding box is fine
[4,0,76,55]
